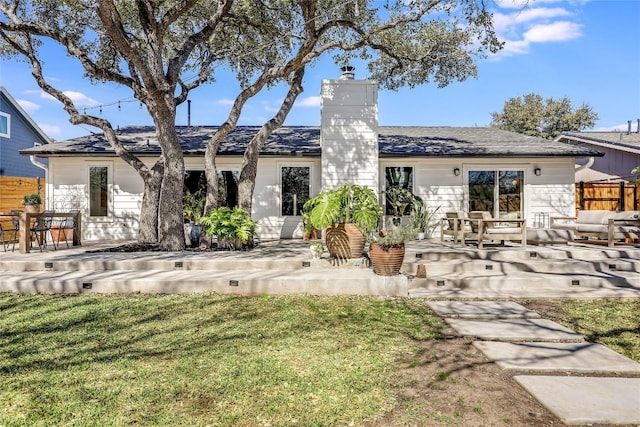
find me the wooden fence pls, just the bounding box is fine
[0,176,44,212]
[576,181,639,212]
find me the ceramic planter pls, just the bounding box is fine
[325,223,365,259]
[369,242,405,276]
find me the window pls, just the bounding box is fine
[183,170,239,208]
[0,112,10,138]
[468,169,523,219]
[281,166,310,216]
[89,166,108,217]
[384,166,414,216]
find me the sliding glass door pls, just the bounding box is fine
[468,169,523,219]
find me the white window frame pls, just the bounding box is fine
[380,164,416,216]
[86,161,113,221]
[279,162,313,217]
[463,164,527,220]
[0,112,10,138]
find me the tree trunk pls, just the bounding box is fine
[155,121,186,251]
[238,69,304,212]
[137,158,164,244]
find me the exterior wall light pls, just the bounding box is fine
[453,167,461,176]
[534,168,542,176]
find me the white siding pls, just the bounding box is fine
[48,155,323,242]
[381,157,576,237]
[320,79,379,191]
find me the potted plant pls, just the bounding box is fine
[199,206,256,250]
[302,210,319,240]
[183,189,205,246]
[310,241,323,259]
[410,197,440,240]
[303,183,382,259]
[369,224,415,276]
[21,193,42,213]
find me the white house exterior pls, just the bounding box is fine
[22,74,602,242]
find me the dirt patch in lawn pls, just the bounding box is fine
[370,300,639,427]
[368,324,559,426]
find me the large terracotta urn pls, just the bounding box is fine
[324,223,365,259]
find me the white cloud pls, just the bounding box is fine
[16,99,40,112]
[523,21,583,42]
[295,96,321,107]
[217,99,234,105]
[38,90,100,106]
[492,4,583,58]
[496,0,566,9]
[38,124,62,135]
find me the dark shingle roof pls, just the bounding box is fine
[21,125,603,158]
[558,132,640,154]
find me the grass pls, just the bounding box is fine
[1,295,638,426]
[0,294,442,426]
[547,299,640,362]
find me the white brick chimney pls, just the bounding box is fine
[320,66,379,191]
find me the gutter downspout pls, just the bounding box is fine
[575,156,595,173]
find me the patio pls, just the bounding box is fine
[1,238,639,298]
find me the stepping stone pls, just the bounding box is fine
[445,318,583,342]
[515,376,640,425]
[428,300,540,319]
[474,341,640,373]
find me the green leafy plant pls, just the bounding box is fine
[199,206,256,250]
[21,193,41,206]
[384,186,415,217]
[371,224,415,249]
[303,183,382,236]
[183,189,205,223]
[410,197,441,235]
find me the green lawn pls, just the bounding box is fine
[0,294,441,426]
[1,295,638,426]
[545,299,640,362]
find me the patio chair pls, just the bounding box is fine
[54,209,80,248]
[0,211,20,252]
[30,210,57,251]
[463,210,527,249]
[440,211,468,244]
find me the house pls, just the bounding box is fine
[0,87,50,210]
[21,71,603,242]
[557,122,640,183]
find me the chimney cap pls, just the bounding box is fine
[339,65,355,80]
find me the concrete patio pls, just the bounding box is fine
[1,238,640,298]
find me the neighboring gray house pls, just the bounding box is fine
[0,86,49,178]
[557,121,640,183]
[22,73,603,242]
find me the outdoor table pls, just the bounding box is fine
[0,211,82,254]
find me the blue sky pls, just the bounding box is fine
[1,0,639,142]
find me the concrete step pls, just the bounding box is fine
[0,267,409,297]
[406,244,640,262]
[411,270,640,290]
[402,258,640,276]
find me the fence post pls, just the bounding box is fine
[579,181,585,210]
[619,181,625,211]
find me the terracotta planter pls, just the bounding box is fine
[369,242,405,276]
[324,223,365,259]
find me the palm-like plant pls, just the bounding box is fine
[200,207,256,249]
[303,184,382,235]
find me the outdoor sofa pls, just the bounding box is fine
[550,210,640,247]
